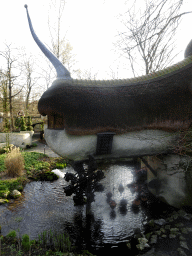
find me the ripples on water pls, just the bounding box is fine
[0,162,151,252]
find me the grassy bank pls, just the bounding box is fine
[0,149,68,203]
[0,227,94,256]
[0,148,95,255]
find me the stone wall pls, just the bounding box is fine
[0,131,33,148]
[141,154,192,208]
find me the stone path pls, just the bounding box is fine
[26,133,60,158]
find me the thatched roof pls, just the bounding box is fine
[38,56,192,135]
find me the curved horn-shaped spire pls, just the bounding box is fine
[24,4,71,79]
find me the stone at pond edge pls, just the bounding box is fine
[177,248,188,256]
[170,227,179,234]
[150,234,157,244]
[11,190,21,198]
[160,227,166,233]
[180,241,189,250]
[136,237,150,250]
[165,225,171,230]
[175,222,184,228]
[181,228,188,234]
[0,199,9,204]
[154,219,166,226]
[169,233,177,238]
[155,230,161,235]
[187,227,192,232]
[179,235,186,241]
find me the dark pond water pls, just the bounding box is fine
[0,161,162,254]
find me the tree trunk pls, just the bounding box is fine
[8,77,13,132]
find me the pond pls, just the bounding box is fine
[0,161,165,254]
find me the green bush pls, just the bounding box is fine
[14,117,21,130]
[26,116,33,131]
[0,177,26,194]
[21,234,36,251]
[20,116,27,131]
[0,184,9,198]
[7,230,17,239]
[56,163,67,169]
[38,230,72,252]
[37,171,58,181]
[21,234,29,250]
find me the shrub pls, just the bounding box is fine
[5,147,25,177]
[0,184,9,198]
[21,234,31,251]
[0,177,26,194]
[56,162,67,169]
[37,171,58,181]
[20,116,27,131]
[15,117,21,130]
[26,116,33,131]
[38,230,72,252]
[7,230,17,239]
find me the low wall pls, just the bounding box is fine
[141,154,192,208]
[0,131,34,148]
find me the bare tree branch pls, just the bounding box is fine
[116,0,192,76]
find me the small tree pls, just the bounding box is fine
[14,117,21,131]
[26,116,33,131]
[20,116,27,131]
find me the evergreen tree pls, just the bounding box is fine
[26,116,33,131]
[20,116,27,131]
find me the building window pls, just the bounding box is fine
[48,114,64,130]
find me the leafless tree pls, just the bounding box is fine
[0,70,9,129]
[117,0,192,76]
[22,56,40,112]
[47,0,76,72]
[0,44,24,131]
[76,68,98,80]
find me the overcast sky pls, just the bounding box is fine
[0,0,192,79]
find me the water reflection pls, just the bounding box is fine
[0,161,150,251]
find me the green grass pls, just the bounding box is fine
[0,177,26,192]
[0,152,52,196]
[0,152,50,174]
[0,154,6,173]
[22,152,50,172]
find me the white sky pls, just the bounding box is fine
[0,0,192,80]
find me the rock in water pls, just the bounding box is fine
[109,200,117,209]
[11,190,21,198]
[118,183,124,194]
